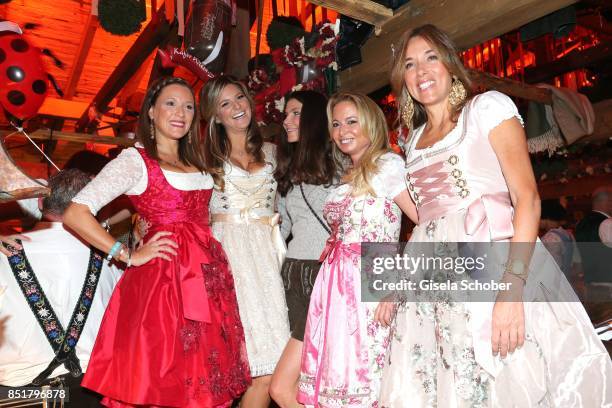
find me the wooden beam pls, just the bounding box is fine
[469,69,553,104]
[338,0,578,95]
[117,56,152,111]
[38,97,89,120]
[0,129,136,147]
[525,42,612,84]
[64,14,99,100]
[76,7,172,132]
[307,0,393,27]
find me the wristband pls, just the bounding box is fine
[106,241,122,261]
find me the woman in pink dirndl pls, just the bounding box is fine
[297,93,417,407]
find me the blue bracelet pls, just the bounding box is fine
[106,241,122,261]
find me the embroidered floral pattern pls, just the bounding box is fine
[299,155,403,407]
[181,321,202,353]
[299,374,376,408]
[388,300,495,407]
[323,186,402,246]
[3,241,103,354]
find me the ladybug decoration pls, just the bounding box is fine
[0,22,48,121]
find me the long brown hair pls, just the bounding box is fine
[136,76,206,172]
[328,93,392,197]
[390,24,474,130]
[199,75,263,190]
[275,90,336,196]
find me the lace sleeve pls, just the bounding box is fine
[372,152,408,200]
[72,148,145,215]
[473,91,524,138]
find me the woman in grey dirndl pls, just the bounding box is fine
[270,90,337,408]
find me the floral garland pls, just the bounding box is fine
[282,23,338,70]
[248,21,340,126]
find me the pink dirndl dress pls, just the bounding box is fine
[298,152,407,407]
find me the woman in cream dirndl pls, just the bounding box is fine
[269,90,337,408]
[379,24,612,407]
[297,93,418,407]
[200,76,290,408]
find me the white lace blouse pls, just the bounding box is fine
[72,147,214,215]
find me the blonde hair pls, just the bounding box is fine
[389,24,473,130]
[200,76,263,190]
[327,92,392,196]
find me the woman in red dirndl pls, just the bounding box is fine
[64,77,251,407]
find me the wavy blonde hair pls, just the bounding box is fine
[327,92,392,196]
[390,24,473,130]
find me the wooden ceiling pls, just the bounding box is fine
[0,0,606,132]
[0,0,155,115]
[1,0,610,197]
[332,0,579,94]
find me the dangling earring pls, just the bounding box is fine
[150,120,156,140]
[188,129,193,144]
[448,77,467,108]
[401,96,414,128]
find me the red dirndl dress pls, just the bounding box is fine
[82,148,251,407]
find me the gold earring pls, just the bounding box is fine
[401,96,414,127]
[150,121,155,139]
[188,129,193,144]
[449,77,467,108]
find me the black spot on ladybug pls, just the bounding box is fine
[8,90,26,106]
[7,66,25,82]
[0,49,5,64]
[11,39,29,53]
[32,80,47,94]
